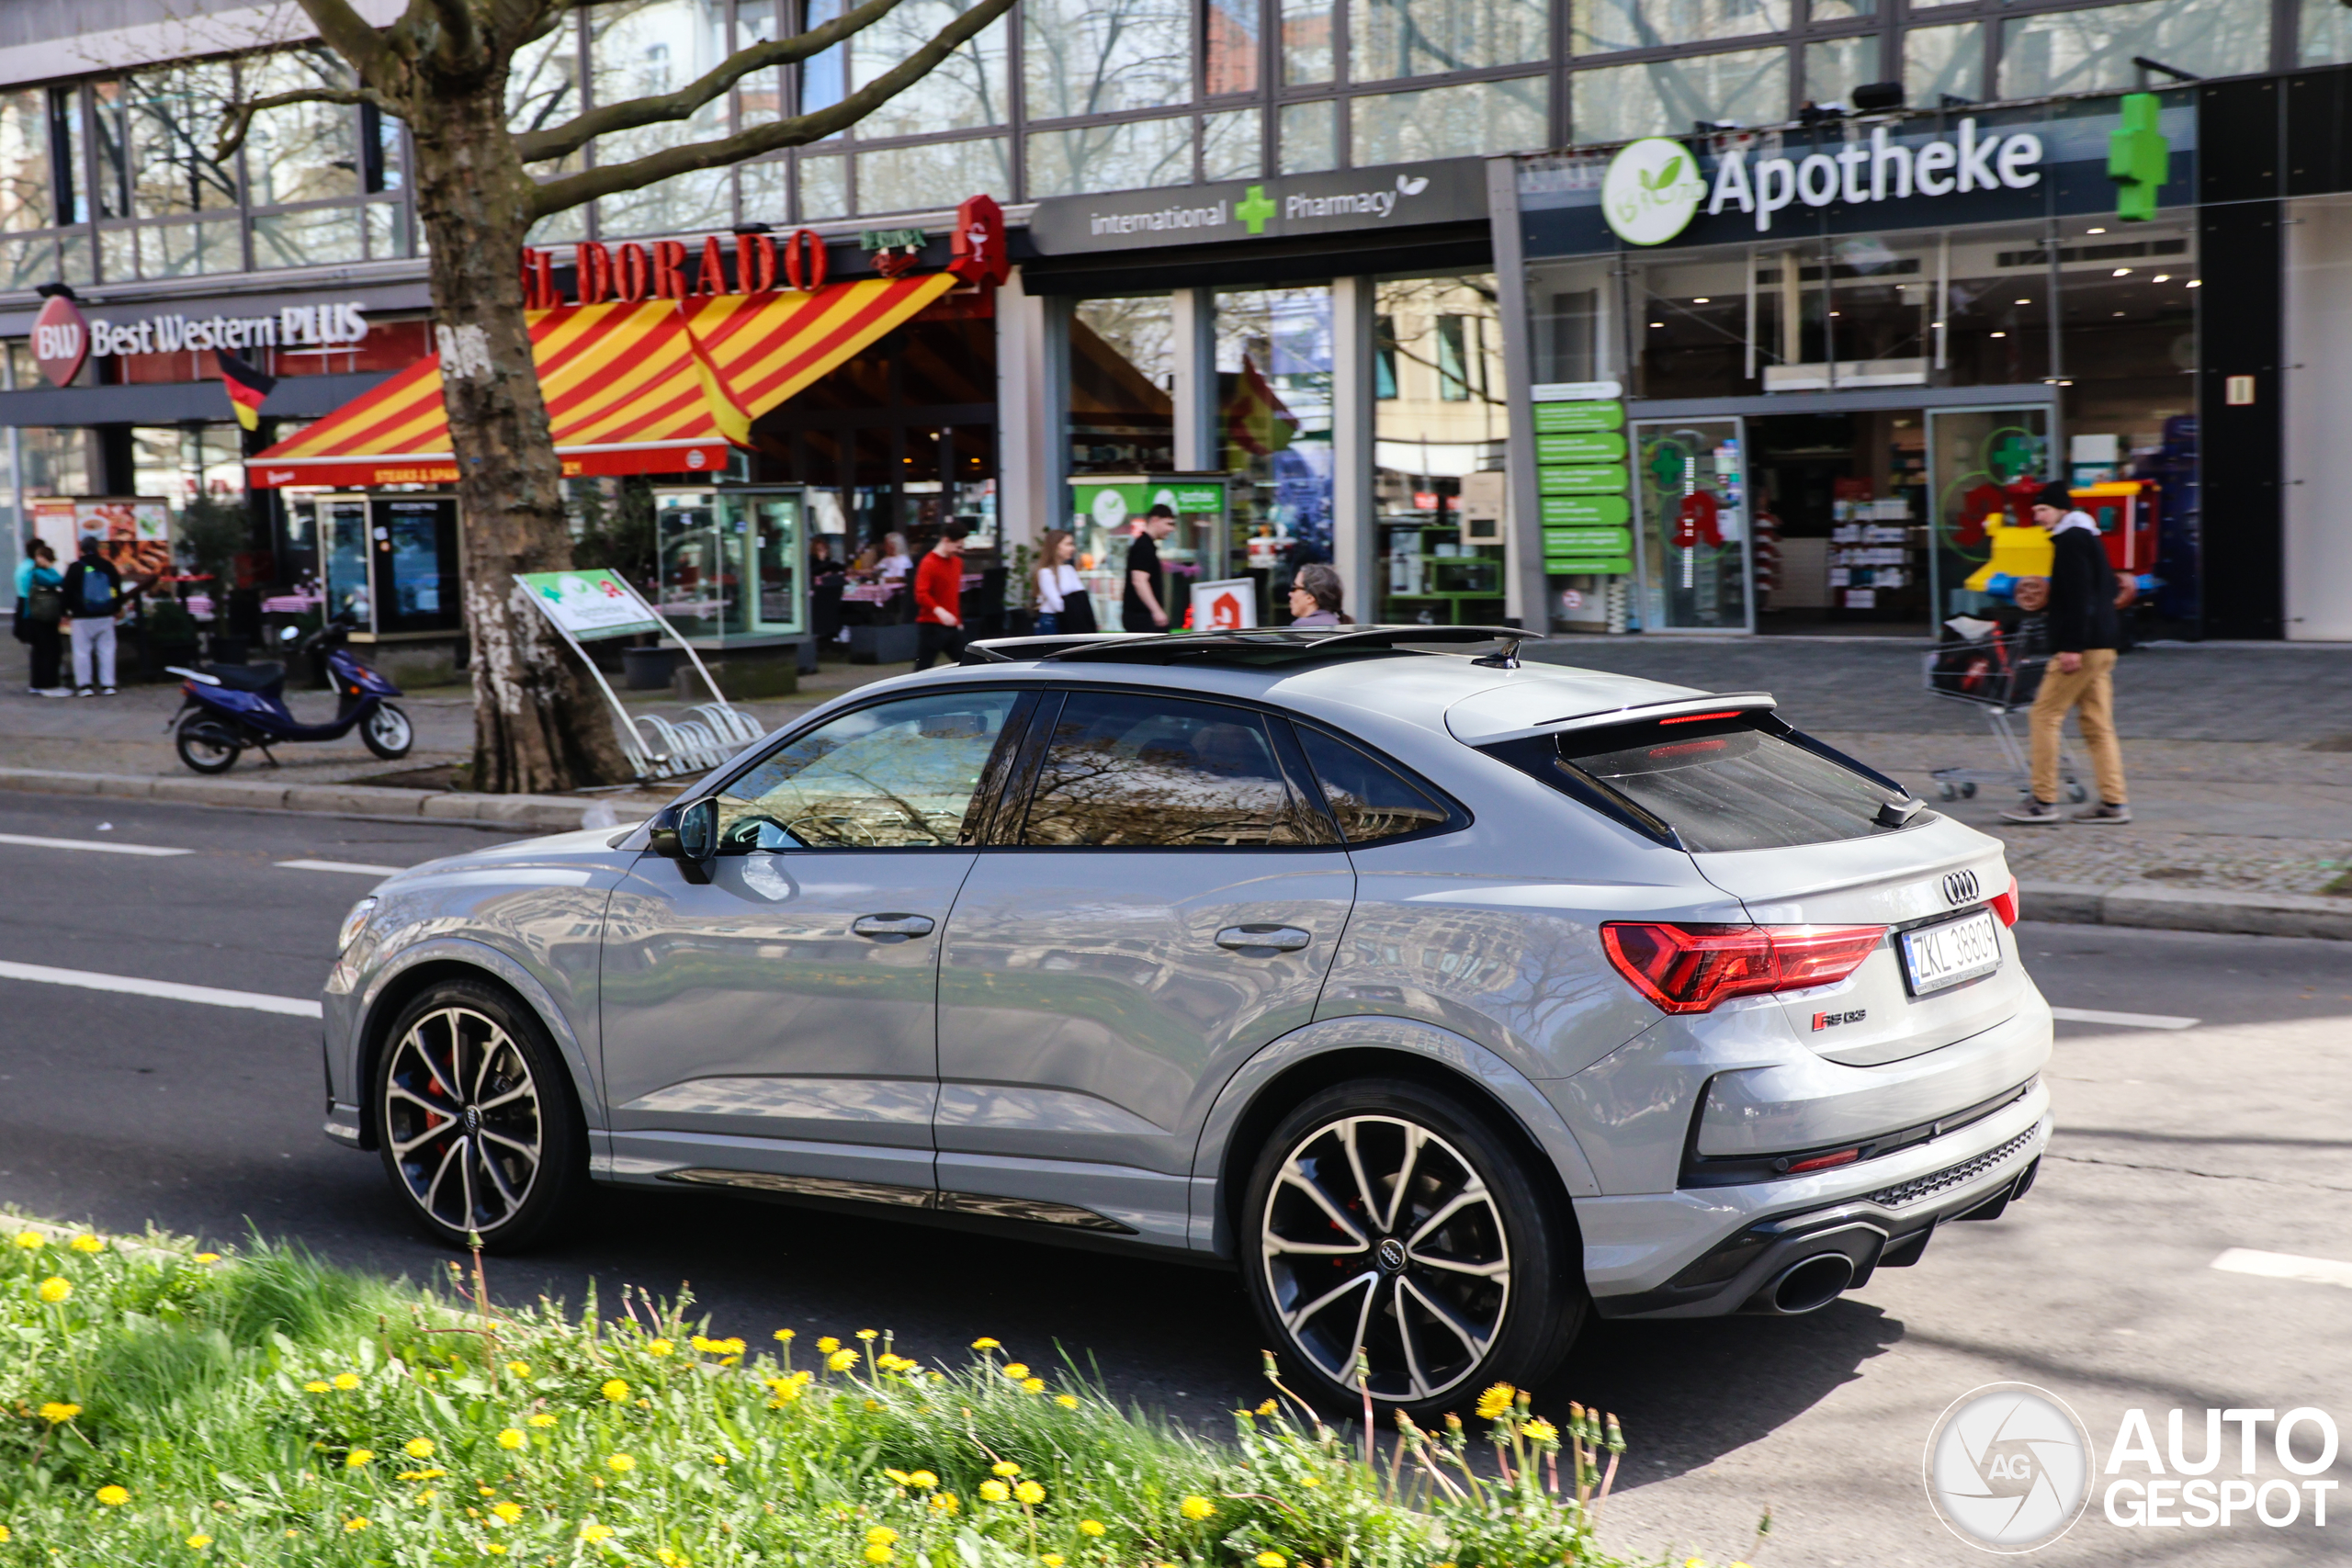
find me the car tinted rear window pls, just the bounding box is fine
[1558,718,1908,852]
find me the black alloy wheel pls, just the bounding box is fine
[374,978,584,1251]
[1240,1078,1585,1417]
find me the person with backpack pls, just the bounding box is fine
[13,537,65,695]
[60,535,130,696]
[2002,484,2129,825]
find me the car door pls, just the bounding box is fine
[933,688,1355,1245]
[600,688,1028,1205]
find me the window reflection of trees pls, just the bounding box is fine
[1019,698,1312,848]
[1295,728,1451,843]
[718,696,1013,850]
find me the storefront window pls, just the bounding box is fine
[96,64,239,221]
[0,90,55,231]
[19,428,90,497]
[849,0,1011,137]
[243,49,361,206]
[656,490,805,642]
[1069,296,1175,474]
[1352,77,1548,165]
[1204,108,1264,179]
[1374,274,1509,626]
[1802,36,1878,107]
[589,0,733,237]
[2302,1,2352,65]
[1999,0,2267,101]
[1903,23,1983,107]
[858,137,1011,214]
[1218,287,1334,611]
[1570,0,1790,55]
[1023,0,1192,119]
[1280,100,1337,174]
[1569,47,1786,145]
[1282,0,1337,85]
[1028,115,1194,197]
[1351,0,1551,83]
[1207,0,1262,94]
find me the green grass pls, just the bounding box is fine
[0,1218,1672,1568]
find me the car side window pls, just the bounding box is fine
[1294,725,1455,844]
[715,691,1020,850]
[1018,691,1316,848]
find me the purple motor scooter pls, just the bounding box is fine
[166,614,413,774]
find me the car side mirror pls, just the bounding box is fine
[646,798,718,883]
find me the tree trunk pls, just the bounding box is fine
[408,75,629,795]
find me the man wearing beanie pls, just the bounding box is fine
[2002,482,2129,824]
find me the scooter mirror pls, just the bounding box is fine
[280,625,301,643]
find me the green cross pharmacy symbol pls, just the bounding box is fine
[1236,185,1277,235]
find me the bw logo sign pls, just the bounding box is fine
[1925,1383,2094,1551]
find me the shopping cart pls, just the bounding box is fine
[1922,629,2086,804]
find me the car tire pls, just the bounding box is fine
[1239,1077,1586,1418]
[373,977,586,1253]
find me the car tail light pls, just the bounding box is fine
[1601,921,1888,1015]
[1990,875,2020,927]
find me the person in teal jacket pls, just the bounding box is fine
[12,538,64,694]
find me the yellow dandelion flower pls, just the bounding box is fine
[580,1522,615,1543]
[1179,1496,1216,1521]
[1013,1481,1046,1506]
[0,1528,10,1544]
[11,1230,41,1248]
[333,1372,361,1391]
[1002,1362,1031,1380]
[1257,1399,1278,1416]
[827,1349,859,1372]
[185,1533,213,1550]
[647,1338,674,1358]
[69,1235,104,1254]
[345,1450,373,1469]
[606,1454,637,1473]
[657,1552,685,1567]
[487,1547,508,1557]
[528,1412,559,1427]
[506,1360,531,1378]
[1682,1559,1707,1568]
[1056,1393,1080,1409]
[36,1277,71,1303]
[343,1517,369,1533]
[96,1486,130,1506]
[817,1337,841,1353]
[885,1469,914,1485]
[194,1252,220,1263]
[978,1481,1011,1504]
[908,1471,938,1488]
[865,1550,894,1564]
[497,1427,526,1450]
[1079,1519,1106,1537]
[933,1493,962,1515]
[1022,1378,1046,1394]
[1299,1476,1322,1488]
[991,1461,1022,1477]
[39,1402,80,1424]
[1523,1418,1558,1445]
[602,1379,630,1403]
[1258,1554,1287,1567]
[1474,1384,1515,1422]
[403,1438,435,1460]
[1044,1557,1066,1568]
[491,1502,524,1525]
[866,1528,899,1547]
[971,1337,1001,1350]
[303,1380,330,1393]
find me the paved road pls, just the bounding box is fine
[1,793,2346,1564]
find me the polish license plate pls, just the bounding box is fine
[1901,909,2003,995]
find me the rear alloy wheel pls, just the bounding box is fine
[1241,1079,1584,1417]
[375,979,583,1251]
[175,714,242,774]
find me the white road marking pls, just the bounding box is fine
[2211,1248,2352,1292]
[2051,1006,2200,1030]
[275,859,403,876]
[0,960,322,1019]
[0,830,192,857]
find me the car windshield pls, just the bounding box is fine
[1556,719,1908,854]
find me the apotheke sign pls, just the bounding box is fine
[1029,159,1488,254]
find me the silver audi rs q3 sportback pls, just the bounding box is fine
[323,627,2052,1415]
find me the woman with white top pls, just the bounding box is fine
[1034,528,1096,634]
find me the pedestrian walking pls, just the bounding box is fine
[1034,528,1094,635]
[911,522,969,671]
[59,536,131,697]
[2002,483,2129,825]
[13,537,65,695]
[1121,505,1177,633]
[1286,562,1351,626]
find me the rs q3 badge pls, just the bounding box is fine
[1813,1008,1867,1031]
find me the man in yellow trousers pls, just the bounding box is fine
[2003,482,2129,824]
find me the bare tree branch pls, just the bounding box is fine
[528,0,1017,217]
[213,84,384,162]
[491,0,571,52]
[290,0,399,86]
[514,0,910,167]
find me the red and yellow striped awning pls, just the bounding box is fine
[248,273,957,489]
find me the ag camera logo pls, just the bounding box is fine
[1601,138,1709,246]
[1924,1382,2094,1551]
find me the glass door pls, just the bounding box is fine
[1926,407,2054,622]
[733,490,804,635]
[1632,416,1751,632]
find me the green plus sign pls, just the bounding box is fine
[2109,92,2169,224]
[1236,184,1277,235]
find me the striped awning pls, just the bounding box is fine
[247,273,956,489]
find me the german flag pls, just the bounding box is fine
[216,349,277,432]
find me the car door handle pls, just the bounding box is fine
[1216,924,1312,953]
[851,913,935,940]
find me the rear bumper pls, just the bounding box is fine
[1577,1082,2051,1318]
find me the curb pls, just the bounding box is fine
[2020,881,2352,942]
[0,766,614,832]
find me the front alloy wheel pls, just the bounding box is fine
[361,701,413,760]
[1243,1080,1583,1416]
[375,981,582,1250]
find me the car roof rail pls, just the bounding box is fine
[962,625,1533,667]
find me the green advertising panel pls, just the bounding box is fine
[1543,526,1634,555]
[1538,464,1629,495]
[1538,494,1632,527]
[1534,431,1628,465]
[1070,477,1226,528]
[1544,556,1635,575]
[1532,400,1624,434]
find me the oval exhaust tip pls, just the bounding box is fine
[1770,1253,1856,1314]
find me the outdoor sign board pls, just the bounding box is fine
[1189,577,1260,631]
[29,495,173,581]
[1029,159,1488,254]
[518,569,665,640]
[1071,478,1226,529]
[32,295,86,387]
[1531,381,1633,576]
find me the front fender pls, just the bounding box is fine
[1187,1013,1603,1258]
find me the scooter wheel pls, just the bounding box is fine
[362,701,414,761]
[175,716,242,774]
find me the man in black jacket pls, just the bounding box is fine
[59,536,129,697]
[2002,483,2128,824]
